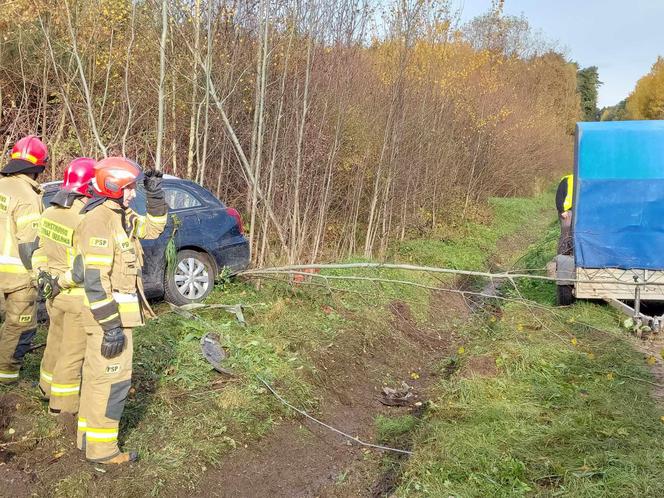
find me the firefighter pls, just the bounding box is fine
[556,174,574,255]
[0,136,48,383]
[76,157,167,464]
[34,158,96,414]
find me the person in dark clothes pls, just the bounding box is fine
[556,174,574,255]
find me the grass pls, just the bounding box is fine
[9,188,624,496]
[393,195,551,270]
[396,212,664,497]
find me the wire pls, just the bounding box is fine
[257,376,414,456]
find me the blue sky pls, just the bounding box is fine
[455,0,664,108]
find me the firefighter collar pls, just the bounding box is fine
[50,189,85,208]
[15,173,43,194]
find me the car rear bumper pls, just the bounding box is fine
[211,238,251,275]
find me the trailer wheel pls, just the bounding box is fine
[556,285,575,306]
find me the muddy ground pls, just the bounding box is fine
[184,291,467,498]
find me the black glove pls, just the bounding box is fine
[101,327,126,359]
[143,169,163,194]
[143,169,167,216]
[37,271,61,300]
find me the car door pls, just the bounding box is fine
[136,182,206,297]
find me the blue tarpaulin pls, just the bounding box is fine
[574,120,664,270]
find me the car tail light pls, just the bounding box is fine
[227,207,244,234]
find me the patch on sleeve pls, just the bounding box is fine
[116,235,131,252]
[18,315,33,323]
[0,193,9,212]
[89,237,109,248]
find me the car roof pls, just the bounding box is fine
[42,173,180,189]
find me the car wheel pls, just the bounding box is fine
[556,284,575,306]
[164,249,215,306]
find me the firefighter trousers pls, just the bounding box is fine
[77,324,133,462]
[39,292,86,413]
[0,286,37,383]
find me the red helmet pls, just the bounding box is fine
[93,157,141,199]
[63,157,96,197]
[2,135,49,175]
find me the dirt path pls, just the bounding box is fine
[186,297,461,498]
[187,209,553,498]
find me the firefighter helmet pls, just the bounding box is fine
[63,157,96,197]
[2,135,49,175]
[93,157,141,199]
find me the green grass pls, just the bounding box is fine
[396,214,664,497]
[376,414,419,446]
[394,195,552,270]
[3,191,561,496]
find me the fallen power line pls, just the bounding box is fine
[257,376,414,456]
[239,262,664,287]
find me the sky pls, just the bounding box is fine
[455,0,664,108]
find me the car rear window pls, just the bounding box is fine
[164,186,202,210]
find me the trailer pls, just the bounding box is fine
[555,120,664,332]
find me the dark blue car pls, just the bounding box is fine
[42,175,250,305]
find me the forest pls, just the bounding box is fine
[1,0,581,264]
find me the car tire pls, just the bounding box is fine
[556,285,575,306]
[164,249,216,306]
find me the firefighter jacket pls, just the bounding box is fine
[0,174,43,292]
[77,200,167,330]
[32,193,87,291]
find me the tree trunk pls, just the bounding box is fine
[155,0,168,170]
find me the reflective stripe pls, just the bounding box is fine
[16,213,41,227]
[0,370,19,379]
[78,417,87,429]
[31,254,48,268]
[135,217,146,238]
[3,216,12,255]
[40,369,53,382]
[0,255,24,265]
[0,264,28,274]
[86,428,118,442]
[66,247,76,266]
[10,151,38,164]
[61,287,85,296]
[99,312,120,324]
[562,174,574,212]
[0,254,28,273]
[90,297,113,310]
[113,293,140,313]
[119,302,140,313]
[51,383,80,395]
[84,254,113,266]
[112,292,138,303]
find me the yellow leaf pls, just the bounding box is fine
[587,352,595,360]
[607,372,614,381]
[660,416,664,423]
[410,372,420,380]
[457,346,465,355]
[516,324,523,331]
[571,338,578,346]
[647,355,657,365]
